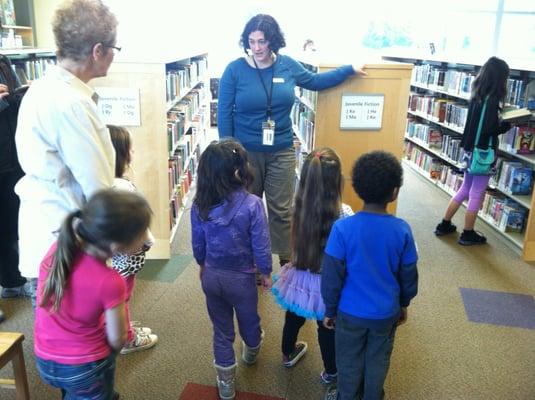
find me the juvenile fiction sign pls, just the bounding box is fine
[340,94,384,130]
[95,87,141,127]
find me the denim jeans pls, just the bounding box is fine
[36,353,118,399]
[335,314,397,400]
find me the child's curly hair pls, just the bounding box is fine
[352,151,403,204]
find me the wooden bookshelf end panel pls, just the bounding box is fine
[315,63,413,213]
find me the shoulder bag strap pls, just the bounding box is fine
[473,97,488,148]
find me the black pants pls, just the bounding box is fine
[281,310,336,374]
[0,170,26,288]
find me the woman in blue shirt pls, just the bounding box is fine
[218,14,365,265]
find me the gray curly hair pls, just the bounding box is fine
[52,0,118,62]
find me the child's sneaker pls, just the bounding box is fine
[131,321,152,335]
[320,371,338,385]
[458,230,487,246]
[282,341,308,368]
[120,331,158,355]
[434,220,456,236]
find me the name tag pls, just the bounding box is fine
[273,77,285,83]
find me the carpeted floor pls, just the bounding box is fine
[1,164,534,399]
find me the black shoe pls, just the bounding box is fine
[458,230,487,246]
[434,220,457,236]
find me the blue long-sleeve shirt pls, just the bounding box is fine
[191,189,272,275]
[321,212,418,329]
[218,55,355,152]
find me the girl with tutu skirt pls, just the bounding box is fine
[272,147,353,385]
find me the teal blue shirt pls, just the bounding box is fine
[217,55,354,152]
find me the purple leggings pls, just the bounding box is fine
[452,172,490,212]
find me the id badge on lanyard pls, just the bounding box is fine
[262,119,275,146]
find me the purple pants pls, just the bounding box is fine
[201,267,262,367]
[452,172,490,212]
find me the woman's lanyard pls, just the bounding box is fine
[252,56,276,145]
[252,56,274,121]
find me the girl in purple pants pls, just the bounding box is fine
[191,138,272,400]
[435,57,511,246]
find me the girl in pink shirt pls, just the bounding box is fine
[35,189,152,400]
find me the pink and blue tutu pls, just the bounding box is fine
[272,263,325,321]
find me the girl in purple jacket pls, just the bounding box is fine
[191,138,272,400]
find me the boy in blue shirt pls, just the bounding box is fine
[321,151,418,400]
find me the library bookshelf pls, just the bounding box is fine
[383,53,535,260]
[1,48,55,83]
[92,52,209,259]
[291,60,413,214]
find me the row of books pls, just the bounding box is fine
[293,138,309,178]
[491,158,533,195]
[411,64,527,109]
[405,142,443,179]
[408,94,468,130]
[405,152,529,234]
[406,119,443,149]
[406,136,534,197]
[438,164,528,233]
[165,56,208,103]
[505,78,526,108]
[11,58,56,84]
[166,87,205,154]
[296,87,317,110]
[405,118,466,165]
[498,125,535,155]
[210,100,218,127]
[210,77,219,99]
[291,101,315,152]
[481,191,527,233]
[169,167,193,230]
[168,143,201,229]
[412,64,474,98]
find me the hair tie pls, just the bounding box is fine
[314,152,322,159]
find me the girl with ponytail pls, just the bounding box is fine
[272,147,353,384]
[35,189,152,399]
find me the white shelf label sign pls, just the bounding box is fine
[340,94,384,130]
[95,87,141,127]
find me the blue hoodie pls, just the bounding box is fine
[191,189,272,274]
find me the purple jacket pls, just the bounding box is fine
[191,189,272,275]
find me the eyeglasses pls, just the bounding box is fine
[103,44,122,53]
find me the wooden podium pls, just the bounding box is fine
[314,62,413,214]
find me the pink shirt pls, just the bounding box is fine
[34,243,126,365]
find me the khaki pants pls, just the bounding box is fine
[247,147,295,260]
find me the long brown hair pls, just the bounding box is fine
[108,124,132,178]
[291,147,343,273]
[471,56,509,103]
[40,190,152,311]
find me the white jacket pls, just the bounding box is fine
[15,65,115,278]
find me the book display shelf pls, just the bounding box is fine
[93,52,209,259]
[383,53,535,260]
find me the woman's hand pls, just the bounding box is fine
[0,84,9,99]
[352,64,368,76]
